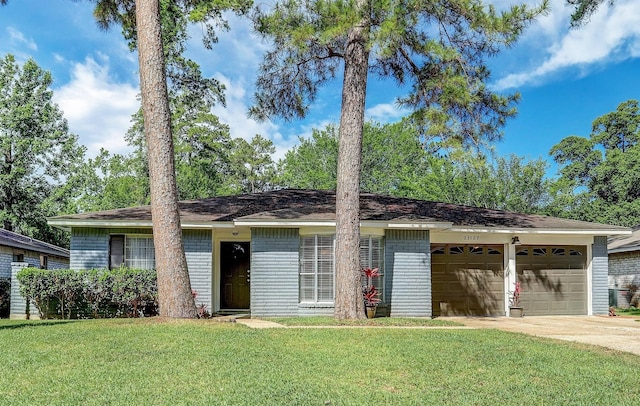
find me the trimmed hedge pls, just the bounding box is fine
[16,267,158,319]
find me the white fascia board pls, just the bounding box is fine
[233,220,336,227]
[233,220,454,229]
[447,227,631,235]
[47,219,234,229]
[385,221,453,230]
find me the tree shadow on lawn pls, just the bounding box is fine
[0,320,77,330]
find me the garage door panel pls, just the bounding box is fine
[432,245,505,317]
[517,246,587,316]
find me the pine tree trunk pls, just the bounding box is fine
[135,0,197,318]
[334,13,369,320]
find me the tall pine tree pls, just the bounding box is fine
[251,0,546,318]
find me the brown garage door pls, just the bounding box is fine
[516,246,587,315]
[432,244,505,316]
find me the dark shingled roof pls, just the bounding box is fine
[0,229,69,258]
[608,224,640,253]
[50,189,626,232]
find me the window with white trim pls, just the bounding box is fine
[300,235,334,302]
[360,235,385,302]
[299,234,385,303]
[110,235,155,270]
[125,236,155,269]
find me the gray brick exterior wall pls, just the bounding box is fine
[184,230,212,312]
[250,228,300,317]
[47,256,70,270]
[10,262,30,319]
[608,251,640,308]
[385,229,431,317]
[609,251,640,277]
[3,244,69,318]
[592,236,609,315]
[0,247,11,278]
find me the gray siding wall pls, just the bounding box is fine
[71,227,213,306]
[250,228,299,317]
[70,228,110,270]
[184,230,212,312]
[70,228,154,270]
[385,229,431,317]
[592,236,609,315]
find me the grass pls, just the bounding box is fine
[1,318,639,405]
[265,316,462,327]
[615,307,640,316]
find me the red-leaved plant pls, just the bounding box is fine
[362,267,381,307]
[509,281,522,308]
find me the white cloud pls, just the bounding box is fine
[7,26,37,51]
[365,103,409,123]
[53,57,139,158]
[494,0,640,90]
[210,74,299,160]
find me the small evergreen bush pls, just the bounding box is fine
[16,267,158,319]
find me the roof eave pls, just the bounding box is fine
[447,227,632,235]
[47,218,234,230]
[232,219,454,229]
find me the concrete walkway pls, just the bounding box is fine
[448,315,640,356]
[235,318,285,329]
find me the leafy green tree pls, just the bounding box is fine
[252,0,545,318]
[279,120,427,195]
[69,149,149,213]
[417,153,550,214]
[0,54,85,246]
[549,99,640,226]
[280,120,551,213]
[223,135,276,194]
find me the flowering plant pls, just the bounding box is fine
[509,281,521,308]
[362,267,381,307]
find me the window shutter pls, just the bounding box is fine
[110,235,125,269]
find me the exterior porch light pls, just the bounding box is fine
[511,236,521,245]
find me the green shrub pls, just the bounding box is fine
[110,267,158,317]
[16,267,158,319]
[0,277,10,318]
[81,269,115,318]
[17,267,54,319]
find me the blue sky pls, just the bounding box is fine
[1,0,640,178]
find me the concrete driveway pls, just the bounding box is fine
[450,316,640,356]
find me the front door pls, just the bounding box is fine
[220,242,251,309]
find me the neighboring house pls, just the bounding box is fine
[0,228,70,319]
[46,189,629,318]
[608,224,640,308]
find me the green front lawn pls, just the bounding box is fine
[615,307,640,317]
[1,318,638,405]
[266,316,462,326]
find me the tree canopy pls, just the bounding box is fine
[280,119,551,214]
[549,99,640,226]
[0,54,85,246]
